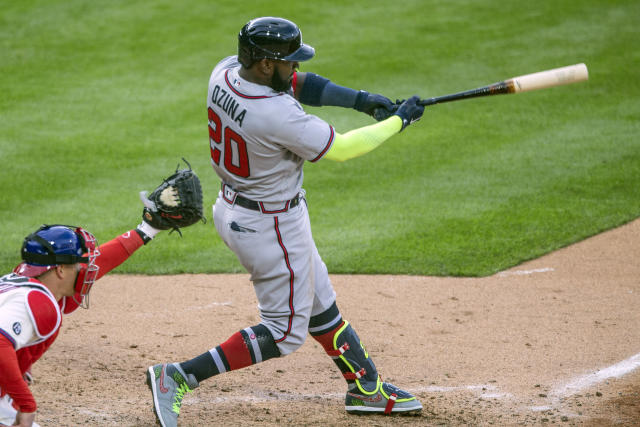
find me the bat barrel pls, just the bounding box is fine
[510,63,588,93]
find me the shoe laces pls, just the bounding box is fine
[172,381,192,414]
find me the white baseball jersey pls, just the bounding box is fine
[0,273,61,351]
[207,56,334,202]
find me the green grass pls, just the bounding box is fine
[1,0,638,276]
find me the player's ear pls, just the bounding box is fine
[52,264,66,279]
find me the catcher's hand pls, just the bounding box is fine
[139,158,206,236]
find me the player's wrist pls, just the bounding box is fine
[353,90,370,112]
[136,221,161,244]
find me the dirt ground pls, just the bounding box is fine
[16,219,640,425]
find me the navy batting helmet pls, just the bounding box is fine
[15,224,100,308]
[238,17,315,68]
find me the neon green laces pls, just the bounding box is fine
[172,381,192,414]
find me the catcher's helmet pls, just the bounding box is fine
[238,17,315,68]
[15,224,100,308]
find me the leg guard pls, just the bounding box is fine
[310,304,422,414]
[328,321,379,393]
[311,311,379,394]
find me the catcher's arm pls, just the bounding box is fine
[139,158,206,237]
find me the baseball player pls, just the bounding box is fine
[147,17,425,426]
[0,223,157,427]
[0,170,203,427]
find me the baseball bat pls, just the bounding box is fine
[417,63,588,107]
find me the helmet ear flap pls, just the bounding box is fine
[238,22,256,68]
[238,43,254,68]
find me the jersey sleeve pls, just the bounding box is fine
[0,287,59,349]
[0,335,36,413]
[95,229,145,279]
[270,100,335,162]
[61,229,145,314]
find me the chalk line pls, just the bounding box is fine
[498,267,554,277]
[553,352,640,397]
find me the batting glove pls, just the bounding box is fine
[354,90,395,119]
[394,95,425,131]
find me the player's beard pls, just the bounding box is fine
[270,67,291,92]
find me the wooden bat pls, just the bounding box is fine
[416,63,589,106]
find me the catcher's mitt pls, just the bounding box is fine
[140,158,205,235]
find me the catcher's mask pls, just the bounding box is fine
[238,16,315,68]
[14,224,100,309]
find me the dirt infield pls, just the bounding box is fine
[20,219,640,425]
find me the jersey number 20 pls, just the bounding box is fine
[208,107,250,178]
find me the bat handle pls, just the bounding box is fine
[418,98,438,107]
[374,97,434,120]
[373,107,395,121]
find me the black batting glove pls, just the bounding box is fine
[394,95,425,131]
[354,90,395,119]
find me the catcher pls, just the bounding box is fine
[0,162,203,427]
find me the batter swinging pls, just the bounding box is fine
[147,17,425,426]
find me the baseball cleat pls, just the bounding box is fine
[147,363,199,427]
[345,381,422,415]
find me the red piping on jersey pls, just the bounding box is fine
[273,217,295,344]
[225,70,284,100]
[310,125,335,163]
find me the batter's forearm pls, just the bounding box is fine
[324,116,403,162]
[295,72,362,108]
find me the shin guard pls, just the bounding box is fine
[312,320,380,394]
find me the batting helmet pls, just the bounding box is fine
[238,17,315,68]
[15,224,100,308]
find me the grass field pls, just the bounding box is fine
[1,0,638,276]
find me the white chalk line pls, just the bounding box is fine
[525,352,640,414]
[185,301,233,311]
[552,352,640,397]
[497,267,555,277]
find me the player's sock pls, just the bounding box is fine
[179,324,280,382]
[309,303,379,392]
